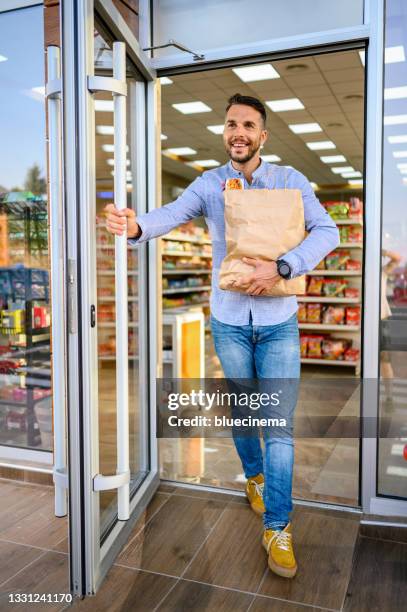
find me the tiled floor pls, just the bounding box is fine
[1,479,406,611]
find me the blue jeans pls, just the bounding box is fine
[210,312,300,530]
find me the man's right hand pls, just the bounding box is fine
[104,204,141,239]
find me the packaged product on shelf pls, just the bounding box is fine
[322,337,350,360]
[307,303,322,323]
[347,225,363,243]
[346,306,361,326]
[324,201,349,220]
[325,250,351,270]
[345,259,361,271]
[339,226,349,243]
[344,347,360,362]
[300,334,309,357]
[322,305,345,325]
[344,287,360,299]
[307,335,324,358]
[348,197,363,219]
[315,258,326,270]
[298,302,307,323]
[322,278,348,297]
[307,276,324,295]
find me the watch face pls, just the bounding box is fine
[279,262,290,278]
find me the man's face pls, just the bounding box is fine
[223,104,267,164]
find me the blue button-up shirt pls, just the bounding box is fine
[130,160,340,326]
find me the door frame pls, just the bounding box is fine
[61,0,161,596]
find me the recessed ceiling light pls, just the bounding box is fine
[266,98,304,112]
[397,162,407,169]
[96,125,114,135]
[95,100,114,112]
[102,144,129,153]
[342,171,363,178]
[163,147,197,156]
[31,86,45,96]
[348,179,363,185]
[161,134,168,140]
[385,45,405,63]
[388,135,407,143]
[359,50,365,66]
[160,77,173,85]
[186,159,220,168]
[289,122,322,134]
[306,141,336,150]
[207,124,224,135]
[0,55,7,62]
[107,158,130,166]
[261,154,281,162]
[393,150,407,158]
[232,64,280,82]
[285,64,308,72]
[331,166,354,174]
[320,155,347,163]
[384,86,407,100]
[384,115,407,125]
[172,101,212,114]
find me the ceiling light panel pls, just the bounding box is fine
[384,86,407,100]
[102,144,129,153]
[388,135,407,143]
[266,98,304,112]
[320,155,347,163]
[187,159,220,168]
[384,115,407,125]
[96,125,114,135]
[95,100,114,112]
[232,64,280,82]
[289,123,322,134]
[392,151,407,158]
[172,102,212,114]
[0,55,7,62]
[160,77,173,85]
[161,134,168,140]
[306,141,336,150]
[385,45,405,63]
[342,171,362,178]
[331,166,354,174]
[261,154,282,162]
[207,124,224,135]
[163,147,197,156]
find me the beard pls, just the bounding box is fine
[225,136,262,163]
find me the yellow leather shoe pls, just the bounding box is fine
[262,522,297,578]
[245,473,265,515]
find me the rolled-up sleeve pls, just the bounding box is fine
[128,176,206,245]
[282,171,340,277]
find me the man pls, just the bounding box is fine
[105,93,339,578]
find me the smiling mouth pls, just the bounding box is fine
[231,142,249,151]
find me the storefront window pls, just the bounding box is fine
[378,0,407,499]
[0,6,51,451]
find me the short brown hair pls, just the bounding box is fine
[226,93,267,126]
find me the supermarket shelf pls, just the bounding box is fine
[98,270,138,275]
[98,296,138,302]
[301,358,358,367]
[163,269,211,275]
[163,286,211,295]
[298,296,360,304]
[334,219,363,226]
[163,251,212,258]
[163,301,209,311]
[307,270,361,276]
[299,323,359,331]
[339,242,363,249]
[162,234,211,245]
[98,322,138,328]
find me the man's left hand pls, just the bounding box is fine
[233,257,280,296]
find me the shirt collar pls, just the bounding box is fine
[227,158,267,180]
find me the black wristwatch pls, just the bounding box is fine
[277,259,292,280]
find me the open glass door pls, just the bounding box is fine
[61,0,159,596]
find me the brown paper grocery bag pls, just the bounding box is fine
[219,188,306,296]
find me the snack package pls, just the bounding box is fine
[322,338,349,360]
[300,334,308,357]
[307,303,322,323]
[324,201,349,220]
[298,302,307,323]
[344,287,360,299]
[307,276,324,295]
[339,226,349,243]
[323,278,348,297]
[225,178,244,190]
[322,305,345,325]
[344,347,360,362]
[349,197,363,219]
[346,259,361,271]
[315,258,326,270]
[307,335,324,358]
[346,306,361,326]
[347,226,363,243]
[325,249,351,270]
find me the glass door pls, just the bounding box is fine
[61,0,159,596]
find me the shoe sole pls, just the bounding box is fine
[262,540,297,578]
